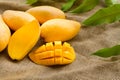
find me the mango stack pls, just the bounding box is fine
[0,6,81,66]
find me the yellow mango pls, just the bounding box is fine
[29,41,76,66]
[0,15,11,52]
[40,19,81,42]
[8,20,41,60]
[2,10,36,31]
[26,6,65,24]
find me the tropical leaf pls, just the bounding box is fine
[93,45,120,58]
[26,0,38,5]
[105,0,118,7]
[61,0,76,12]
[70,0,99,13]
[83,4,120,26]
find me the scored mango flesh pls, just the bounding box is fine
[29,41,76,66]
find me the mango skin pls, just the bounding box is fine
[0,15,11,52]
[40,19,81,42]
[26,6,65,24]
[2,10,36,31]
[29,41,76,66]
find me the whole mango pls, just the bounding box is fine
[2,10,36,31]
[40,19,81,42]
[26,6,65,24]
[0,15,11,52]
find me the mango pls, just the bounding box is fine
[40,19,81,42]
[29,41,76,66]
[0,15,11,52]
[26,6,65,24]
[8,20,41,60]
[2,10,36,31]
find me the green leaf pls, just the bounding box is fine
[26,0,38,5]
[83,4,120,26]
[70,0,99,13]
[61,0,76,12]
[105,0,118,7]
[93,45,120,58]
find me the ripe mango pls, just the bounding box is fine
[0,15,11,52]
[26,6,65,24]
[2,10,36,31]
[40,19,81,42]
[29,41,76,66]
[8,20,41,60]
